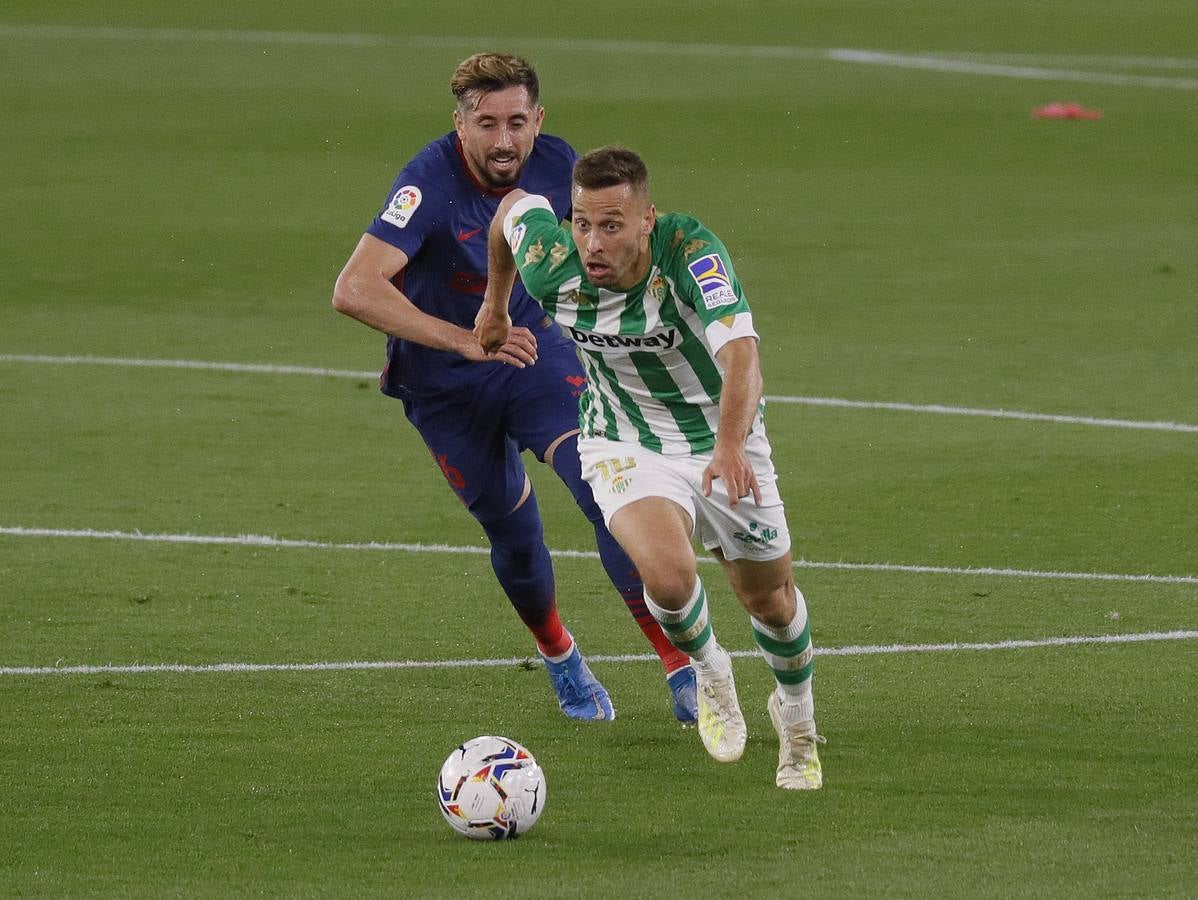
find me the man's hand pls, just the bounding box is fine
[702,440,761,508]
[704,336,765,507]
[467,307,537,368]
[473,189,535,366]
[474,303,512,354]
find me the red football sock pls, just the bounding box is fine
[529,606,573,659]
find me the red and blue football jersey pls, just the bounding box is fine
[366,132,577,398]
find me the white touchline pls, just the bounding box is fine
[928,52,1198,72]
[2,630,1195,677]
[2,526,1196,585]
[1,25,1196,90]
[823,48,1198,91]
[3,354,1195,434]
[0,354,374,380]
[763,394,1198,433]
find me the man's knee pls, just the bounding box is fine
[634,545,698,607]
[479,486,544,556]
[609,498,696,606]
[641,566,698,609]
[737,575,796,625]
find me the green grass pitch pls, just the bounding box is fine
[2,1,1196,896]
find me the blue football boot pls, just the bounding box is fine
[666,664,698,726]
[542,644,615,721]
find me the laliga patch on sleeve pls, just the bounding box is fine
[507,222,527,254]
[381,185,422,228]
[687,253,738,309]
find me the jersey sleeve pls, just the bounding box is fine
[669,223,758,355]
[501,194,579,301]
[365,171,443,259]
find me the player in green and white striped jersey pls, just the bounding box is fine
[477,147,823,789]
[499,195,753,457]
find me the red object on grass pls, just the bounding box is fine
[1032,103,1103,120]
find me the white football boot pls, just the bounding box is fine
[695,663,747,762]
[767,691,823,790]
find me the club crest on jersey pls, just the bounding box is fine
[687,253,738,310]
[647,273,667,304]
[382,185,422,228]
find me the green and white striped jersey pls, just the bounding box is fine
[504,195,760,456]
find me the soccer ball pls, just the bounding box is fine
[436,736,546,840]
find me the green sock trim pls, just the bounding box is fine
[673,584,707,632]
[773,659,815,684]
[751,619,811,658]
[666,620,713,654]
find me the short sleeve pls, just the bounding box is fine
[704,311,759,356]
[502,195,578,301]
[365,176,442,259]
[677,245,750,322]
[664,222,757,354]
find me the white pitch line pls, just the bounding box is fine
[3,526,1196,586]
[1,24,1196,91]
[765,394,1198,433]
[934,52,1198,72]
[0,353,376,380]
[4,353,1195,434]
[2,630,1195,677]
[824,48,1198,91]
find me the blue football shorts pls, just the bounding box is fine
[401,337,587,522]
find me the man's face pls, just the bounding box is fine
[453,86,544,189]
[571,182,656,290]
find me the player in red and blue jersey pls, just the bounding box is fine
[333,54,696,723]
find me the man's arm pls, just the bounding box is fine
[702,336,765,507]
[332,232,537,367]
[474,189,531,354]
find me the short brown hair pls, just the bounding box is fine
[573,146,650,194]
[450,53,540,111]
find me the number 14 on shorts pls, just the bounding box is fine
[594,457,637,494]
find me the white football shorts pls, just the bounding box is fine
[577,431,792,562]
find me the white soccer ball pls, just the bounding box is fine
[436,736,547,840]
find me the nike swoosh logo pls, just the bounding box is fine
[457,227,483,242]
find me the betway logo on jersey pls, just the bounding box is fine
[567,326,679,355]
